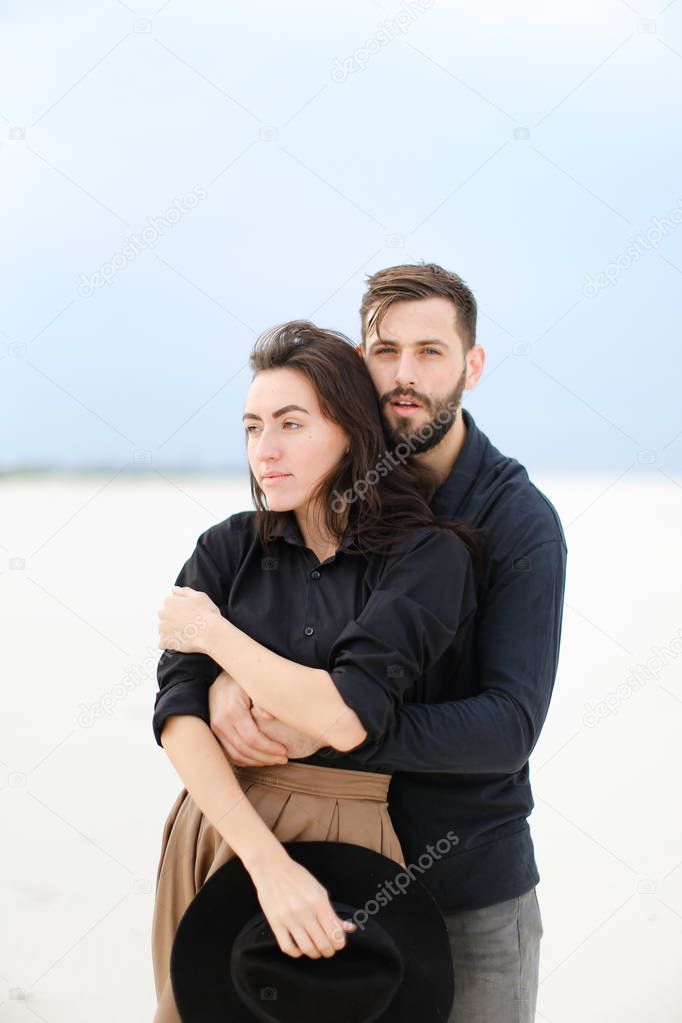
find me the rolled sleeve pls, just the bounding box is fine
[152,529,230,747]
[152,652,223,746]
[327,529,477,743]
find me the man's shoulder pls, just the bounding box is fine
[469,435,566,553]
[498,467,566,550]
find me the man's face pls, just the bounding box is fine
[362,296,471,454]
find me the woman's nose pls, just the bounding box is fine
[255,429,281,460]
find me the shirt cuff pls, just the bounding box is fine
[152,680,211,747]
[328,662,402,743]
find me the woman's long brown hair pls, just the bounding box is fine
[247,320,485,581]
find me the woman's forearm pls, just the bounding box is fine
[159,714,290,873]
[203,617,367,752]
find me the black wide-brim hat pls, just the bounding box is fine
[171,840,454,1023]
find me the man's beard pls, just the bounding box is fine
[380,364,467,455]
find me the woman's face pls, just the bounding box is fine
[243,367,349,514]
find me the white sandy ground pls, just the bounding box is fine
[0,470,681,1022]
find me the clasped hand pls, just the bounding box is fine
[157,585,221,654]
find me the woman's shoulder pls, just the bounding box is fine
[365,524,473,592]
[196,510,259,562]
[389,524,472,565]
[364,524,477,622]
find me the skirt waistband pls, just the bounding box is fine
[232,760,392,802]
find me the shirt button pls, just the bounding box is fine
[311,570,321,580]
[304,626,315,637]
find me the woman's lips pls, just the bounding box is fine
[262,474,292,485]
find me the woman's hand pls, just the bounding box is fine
[248,851,356,959]
[157,585,221,654]
[251,705,323,760]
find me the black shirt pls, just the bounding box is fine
[316,407,568,910]
[153,517,478,753]
[154,407,567,912]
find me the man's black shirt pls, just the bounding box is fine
[154,407,567,911]
[316,407,568,909]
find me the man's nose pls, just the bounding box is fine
[394,354,418,389]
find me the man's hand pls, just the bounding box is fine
[209,671,290,766]
[208,671,326,765]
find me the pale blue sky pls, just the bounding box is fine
[1,0,681,478]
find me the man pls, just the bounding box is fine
[207,263,567,1022]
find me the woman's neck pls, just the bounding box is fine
[294,505,344,563]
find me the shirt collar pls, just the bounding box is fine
[272,511,354,550]
[430,407,488,519]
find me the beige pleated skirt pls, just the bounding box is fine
[151,760,405,1022]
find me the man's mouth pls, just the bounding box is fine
[390,398,424,415]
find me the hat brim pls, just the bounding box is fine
[171,840,454,1022]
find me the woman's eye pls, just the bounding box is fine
[246,422,301,434]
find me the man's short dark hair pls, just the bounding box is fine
[360,262,477,351]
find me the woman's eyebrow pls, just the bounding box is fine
[242,404,310,421]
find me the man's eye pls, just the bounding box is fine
[375,346,440,355]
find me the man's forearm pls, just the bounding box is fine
[203,616,366,752]
[319,691,535,775]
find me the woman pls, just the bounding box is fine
[152,320,481,1022]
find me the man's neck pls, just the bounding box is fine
[415,409,468,489]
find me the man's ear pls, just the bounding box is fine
[354,342,365,359]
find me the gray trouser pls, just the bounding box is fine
[444,887,543,1022]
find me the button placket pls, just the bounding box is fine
[296,553,315,646]
[303,558,328,638]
